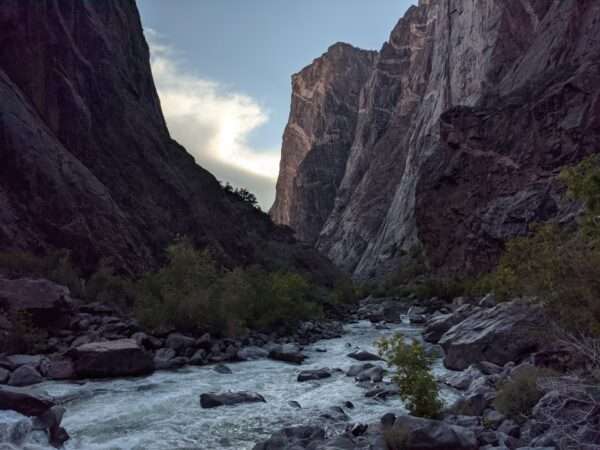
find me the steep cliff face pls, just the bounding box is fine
[270,43,377,243]
[272,0,600,278]
[0,0,336,281]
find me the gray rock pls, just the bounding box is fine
[354,366,385,383]
[297,369,331,382]
[0,385,54,416]
[237,346,269,361]
[252,426,325,450]
[189,349,206,366]
[214,364,232,374]
[381,412,396,427]
[200,391,265,408]
[165,333,196,353]
[441,365,483,391]
[479,294,498,308]
[8,365,42,387]
[45,359,75,380]
[347,351,382,362]
[69,338,154,378]
[320,406,349,422]
[439,302,545,370]
[391,415,478,450]
[346,363,374,377]
[0,368,9,384]
[424,305,476,343]
[269,346,307,365]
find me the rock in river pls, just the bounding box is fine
[0,385,55,416]
[69,338,154,378]
[200,391,266,409]
[347,350,382,362]
[297,369,331,382]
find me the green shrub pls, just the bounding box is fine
[85,260,134,307]
[476,156,600,335]
[329,277,360,304]
[134,239,323,335]
[494,366,552,420]
[378,335,442,419]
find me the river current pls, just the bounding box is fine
[0,320,457,450]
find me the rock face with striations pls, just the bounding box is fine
[270,43,377,244]
[271,0,600,278]
[0,0,336,282]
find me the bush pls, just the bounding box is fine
[134,239,323,335]
[477,156,600,335]
[494,366,552,420]
[378,335,442,419]
[85,260,134,307]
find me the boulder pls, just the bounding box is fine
[0,386,55,416]
[320,406,349,422]
[391,415,478,450]
[423,305,476,343]
[355,366,385,383]
[269,344,307,365]
[69,338,154,378]
[441,365,483,391]
[189,349,207,365]
[237,346,269,361]
[252,426,325,450]
[447,377,496,417]
[439,302,545,370]
[214,364,232,374]
[297,369,331,382]
[347,350,382,361]
[0,278,73,328]
[165,333,196,353]
[408,306,428,324]
[479,294,497,308]
[0,368,8,384]
[8,365,42,387]
[347,363,375,377]
[45,359,75,380]
[200,391,266,408]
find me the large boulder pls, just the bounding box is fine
[252,426,326,450]
[269,344,307,365]
[297,369,331,382]
[390,415,478,450]
[69,339,154,378]
[200,391,266,408]
[0,278,73,329]
[439,302,545,370]
[237,346,269,361]
[423,305,478,343]
[347,350,382,362]
[8,365,42,387]
[0,386,55,416]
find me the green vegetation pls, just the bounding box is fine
[222,181,259,208]
[475,155,600,335]
[378,335,442,419]
[494,366,552,420]
[134,238,323,335]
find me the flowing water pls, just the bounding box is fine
[0,320,458,450]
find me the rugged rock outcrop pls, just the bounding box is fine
[0,0,336,283]
[270,43,377,244]
[271,0,600,278]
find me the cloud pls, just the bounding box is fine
[145,29,280,209]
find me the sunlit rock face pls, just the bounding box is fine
[270,43,377,244]
[0,0,337,281]
[273,0,600,278]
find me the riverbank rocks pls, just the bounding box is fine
[0,386,54,416]
[69,339,154,378]
[439,302,545,370]
[347,350,382,361]
[424,305,478,343]
[269,344,307,365]
[297,369,331,382]
[389,415,478,450]
[252,426,326,450]
[0,278,73,330]
[8,365,42,387]
[238,346,269,361]
[200,391,266,408]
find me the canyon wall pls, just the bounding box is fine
[271,0,600,278]
[0,0,336,281]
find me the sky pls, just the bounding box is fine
[138,1,415,209]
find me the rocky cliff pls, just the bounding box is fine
[271,0,600,278]
[0,0,336,281]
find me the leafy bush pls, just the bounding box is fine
[378,335,442,419]
[85,260,134,307]
[477,156,600,335]
[134,239,322,335]
[494,366,552,420]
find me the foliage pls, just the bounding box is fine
[378,335,442,419]
[85,259,135,307]
[134,239,322,334]
[222,181,259,208]
[329,277,361,305]
[494,366,552,420]
[476,155,600,335]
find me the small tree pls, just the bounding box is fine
[378,335,442,419]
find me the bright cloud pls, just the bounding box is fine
[146,29,280,208]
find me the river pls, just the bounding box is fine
[0,320,458,450]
